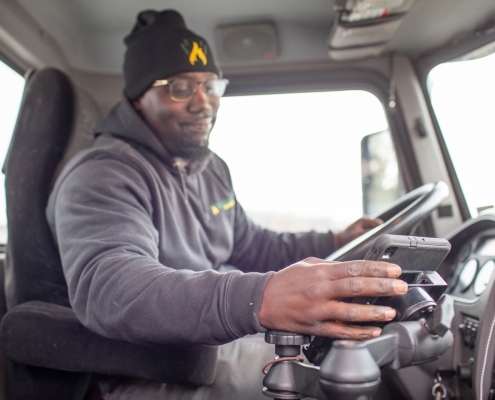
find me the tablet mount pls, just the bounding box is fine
[262,295,455,400]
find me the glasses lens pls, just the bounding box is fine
[204,79,229,98]
[170,79,195,100]
[167,78,229,101]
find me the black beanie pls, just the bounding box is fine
[123,9,222,100]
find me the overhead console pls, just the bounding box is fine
[328,0,416,60]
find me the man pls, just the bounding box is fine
[46,9,407,400]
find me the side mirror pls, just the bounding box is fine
[361,130,404,215]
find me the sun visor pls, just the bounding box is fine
[328,0,416,61]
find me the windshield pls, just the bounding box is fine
[428,43,495,218]
[210,90,399,232]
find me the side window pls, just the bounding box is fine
[0,60,25,244]
[210,90,402,232]
[427,43,495,218]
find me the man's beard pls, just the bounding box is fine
[176,136,211,162]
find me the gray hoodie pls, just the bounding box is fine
[46,97,336,346]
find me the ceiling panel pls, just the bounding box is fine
[14,0,495,74]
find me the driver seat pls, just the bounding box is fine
[0,68,218,400]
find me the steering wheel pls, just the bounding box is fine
[326,181,450,262]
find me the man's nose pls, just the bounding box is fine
[188,85,210,112]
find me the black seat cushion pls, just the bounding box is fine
[1,301,218,385]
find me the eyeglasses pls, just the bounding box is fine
[152,78,229,102]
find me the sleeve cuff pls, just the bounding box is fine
[222,270,275,338]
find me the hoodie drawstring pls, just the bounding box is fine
[174,161,211,220]
[197,176,210,221]
[173,162,189,204]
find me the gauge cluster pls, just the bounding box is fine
[387,216,495,400]
[448,229,495,300]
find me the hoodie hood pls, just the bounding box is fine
[94,96,212,175]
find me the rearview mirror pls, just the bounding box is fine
[361,130,404,215]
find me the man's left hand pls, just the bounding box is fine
[334,217,382,249]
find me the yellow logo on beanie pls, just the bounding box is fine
[181,39,208,66]
[189,42,207,65]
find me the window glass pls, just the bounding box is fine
[0,60,25,243]
[210,90,399,232]
[428,43,495,218]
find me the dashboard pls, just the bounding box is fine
[387,215,495,400]
[449,233,495,301]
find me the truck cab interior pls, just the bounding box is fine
[0,0,495,399]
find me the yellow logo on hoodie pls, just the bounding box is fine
[211,197,235,216]
[181,39,208,66]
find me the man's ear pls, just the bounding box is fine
[132,97,143,111]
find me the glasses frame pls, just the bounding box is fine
[152,78,230,102]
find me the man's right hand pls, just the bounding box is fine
[259,257,407,340]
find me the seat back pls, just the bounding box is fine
[4,68,99,309]
[1,69,218,400]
